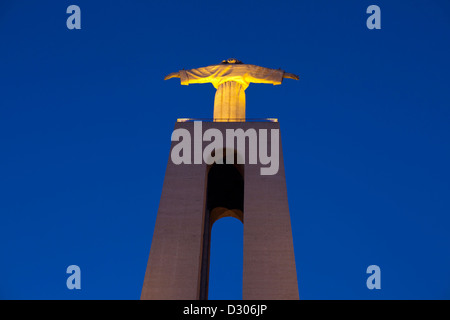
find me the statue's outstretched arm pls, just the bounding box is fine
[283,72,299,80]
[164,72,181,80]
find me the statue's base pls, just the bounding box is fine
[141,120,298,300]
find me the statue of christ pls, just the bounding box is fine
[164,58,299,122]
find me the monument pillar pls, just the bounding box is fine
[141,121,299,300]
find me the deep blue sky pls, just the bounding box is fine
[1,0,450,299]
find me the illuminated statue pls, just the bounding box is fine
[165,58,299,122]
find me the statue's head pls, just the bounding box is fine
[221,58,243,64]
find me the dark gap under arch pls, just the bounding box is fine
[199,162,244,300]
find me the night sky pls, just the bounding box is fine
[1,0,450,299]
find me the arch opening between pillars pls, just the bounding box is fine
[199,150,244,300]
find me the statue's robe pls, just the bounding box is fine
[179,64,284,122]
